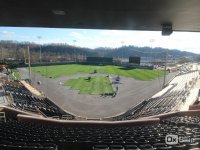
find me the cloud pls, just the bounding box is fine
[0,31,15,36]
[68,30,200,54]
[69,32,86,40]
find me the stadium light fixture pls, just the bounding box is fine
[162,23,173,36]
[52,10,66,16]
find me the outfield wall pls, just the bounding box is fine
[11,61,154,70]
[13,61,115,67]
[86,57,113,64]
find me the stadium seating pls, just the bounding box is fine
[112,71,199,121]
[1,81,75,120]
[2,70,199,122]
[0,69,199,149]
[1,109,200,149]
[11,93,74,119]
[3,83,32,96]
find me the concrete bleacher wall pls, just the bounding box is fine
[0,79,22,86]
[3,105,200,128]
[0,106,42,118]
[189,105,200,110]
[17,113,160,127]
[139,109,200,121]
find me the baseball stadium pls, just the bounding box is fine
[1,0,200,150]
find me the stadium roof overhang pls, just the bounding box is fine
[1,0,200,32]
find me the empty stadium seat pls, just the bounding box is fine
[112,71,200,121]
[1,113,200,150]
[2,81,75,119]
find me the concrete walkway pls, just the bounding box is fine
[180,79,200,111]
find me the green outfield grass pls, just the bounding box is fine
[65,76,113,95]
[31,64,164,80]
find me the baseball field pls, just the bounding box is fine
[31,64,164,80]
[31,64,164,95]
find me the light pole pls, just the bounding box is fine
[27,46,31,81]
[163,49,168,88]
[73,40,76,62]
[1,45,3,61]
[149,39,155,64]
[161,36,169,89]
[37,36,42,63]
[121,41,124,63]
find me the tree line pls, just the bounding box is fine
[0,40,199,64]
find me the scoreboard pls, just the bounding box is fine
[129,57,140,64]
[87,57,113,63]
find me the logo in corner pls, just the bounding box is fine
[165,134,178,145]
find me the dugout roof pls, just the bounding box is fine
[1,0,200,32]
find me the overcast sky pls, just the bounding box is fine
[0,27,200,54]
